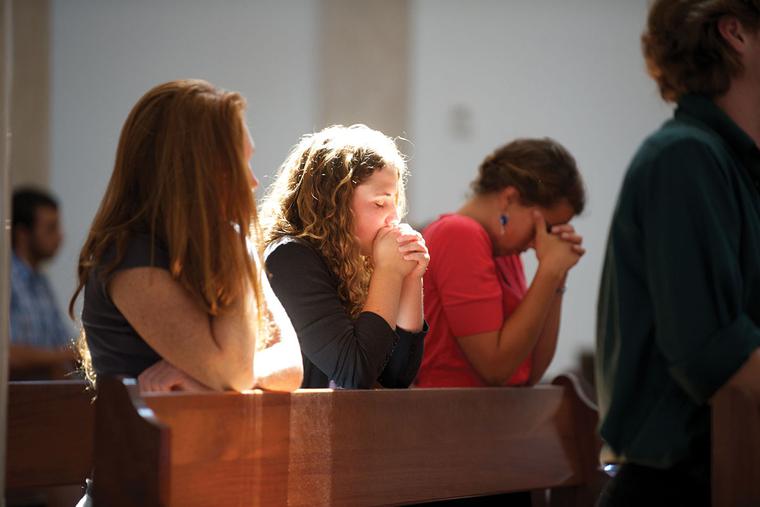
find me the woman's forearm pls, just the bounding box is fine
[209,295,257,390]
[396,276,424,332]
[363,267,405,328]
[253,278,304,391]
[494,266,564,381]
[528,290,563,385]
[110,267,256,392]
[253,343,303,391]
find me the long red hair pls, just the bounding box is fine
[70,79,264,381]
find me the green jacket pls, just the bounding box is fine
[596,94,760,468]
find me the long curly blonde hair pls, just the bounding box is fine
[260,125,407,317]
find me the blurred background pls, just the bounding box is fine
[8,0,670,381]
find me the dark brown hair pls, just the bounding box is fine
[11,187,58,248]
[472,138,585,214]
[643,0,760,102]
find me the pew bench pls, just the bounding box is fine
[93,374,605,506]
[5,380,94,493]
[712,383,760,506]
[9,375,760,506]
[6,374,605,506]
[5,380,93,506]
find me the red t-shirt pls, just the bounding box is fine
[415,214,530,387]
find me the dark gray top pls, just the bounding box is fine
[265,236,426,389]
[82,234,168,378]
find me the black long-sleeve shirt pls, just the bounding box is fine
[265,236,426,389]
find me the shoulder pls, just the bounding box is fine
[265,236,333,281]
[425,215,495,275]
[424,214,489,245]
[89,233,170,300]
[628,120,729,186]
[265,236,324,266]
[10,254,31,285]
[110,265,175,293]
[102,233,170,273]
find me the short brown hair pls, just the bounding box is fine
[472,138,585,215]
[643,0,760,102]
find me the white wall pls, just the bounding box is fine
[408,0,672,378]
[48,0,673,379]
[48,0,318,315]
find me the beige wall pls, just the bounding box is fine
[10,0,49,190]
[319,0,409,139]
[11,0,407,188]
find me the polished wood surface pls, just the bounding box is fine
[5,375,604,505]
[94,377,169,507]
[8,374,759,505]
[94,374,603,506]
[5,380,93,490]
[712,384,760,507]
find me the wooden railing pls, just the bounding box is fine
[7,374,605,506]
[712,383,760,506]
[5,380,94,491]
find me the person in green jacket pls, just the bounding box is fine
[596,1,760,505]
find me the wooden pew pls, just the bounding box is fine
[712,383,760,507]
[92,374,605,506]
[8,375,760,506]
[5,380,93,492]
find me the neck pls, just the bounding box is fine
[715,80,760,147]
[457,194,499,230]
[14,245,39,271]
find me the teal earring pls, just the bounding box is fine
[499,214,509,234]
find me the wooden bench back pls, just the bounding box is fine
[5,380,94,490]
[712,384,760,506]
[93,374,603,506]
[8,374,760,505]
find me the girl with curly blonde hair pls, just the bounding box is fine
[260,124,429,388]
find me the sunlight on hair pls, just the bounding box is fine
[260,124,408,318]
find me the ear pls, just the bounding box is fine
[499,186,521,207]
[13,225,30,245]
[718,15,748,53]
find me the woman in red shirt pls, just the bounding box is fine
[416,138,586,387]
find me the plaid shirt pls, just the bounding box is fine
[10,253,72,348]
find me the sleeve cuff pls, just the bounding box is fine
[356,311,399,349]
[396,320,429,340]
[669,313,760,403]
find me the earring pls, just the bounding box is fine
[499,213,509,234]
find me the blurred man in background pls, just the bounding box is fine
[9,187,75,379]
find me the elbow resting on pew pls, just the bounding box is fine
[253,342,304,392]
